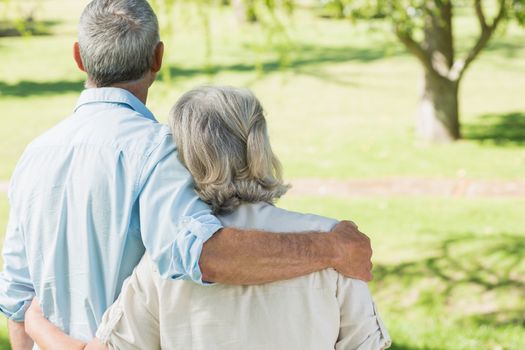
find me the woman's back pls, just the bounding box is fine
[97,202,390,350]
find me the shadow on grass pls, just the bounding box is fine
[463,112,525,146]
[374,234,525,328]
[0,43,396,97]
[0,20,60,37]
[389,343,439,350]
[483,40,525,58]
[162,43,404,83]
[0,80,83,97]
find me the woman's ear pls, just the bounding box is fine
[73,42,86,72]
[151,41,164,73]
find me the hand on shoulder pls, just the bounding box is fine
[328,221,373,282]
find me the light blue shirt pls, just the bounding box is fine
[0,88,223,340]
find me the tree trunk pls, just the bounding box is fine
[232,0,257,23]
[395,0,504,142]
[417,71,460,142]
[416,0,460,142]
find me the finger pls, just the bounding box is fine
[340,220,358,230]
[359,231,371,241]
[357,272,372,282]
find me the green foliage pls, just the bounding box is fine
[319,0,389,19]
[151,0,295,81]
[513,0,525,24]
[150,0,177,82]
[320,0,525,34]
[246,0,295,71]
[0,0,47,37]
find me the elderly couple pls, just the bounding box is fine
[0,0,391,349]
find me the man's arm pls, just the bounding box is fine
[200,220,373,285]
[0,204,36,348]
[139,136,372,285]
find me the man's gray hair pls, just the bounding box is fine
[78,0,159,87]
[170,86,289,214]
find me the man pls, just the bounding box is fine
[0,0,372,348]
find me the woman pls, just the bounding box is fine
[25,86,391,350]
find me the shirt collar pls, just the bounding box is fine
[75,87,157,122]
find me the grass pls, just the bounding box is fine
[279,196,525,350]
[0,1,524,349]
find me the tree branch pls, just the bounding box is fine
[394,26,437,75]
[450,0,507,80]
[474,0,489,30]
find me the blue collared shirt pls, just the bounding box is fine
[0,88,223,340]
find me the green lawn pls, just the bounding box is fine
[0,1,524,349]
[280,196,525,350]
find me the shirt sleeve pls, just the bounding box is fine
[138,135,223,284]
[0,204,35,322]
[335,277,392,350]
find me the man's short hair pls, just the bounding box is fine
[79,0,160,87]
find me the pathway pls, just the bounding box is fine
[285,177,525,198]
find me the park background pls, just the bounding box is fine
[0,0,524,349]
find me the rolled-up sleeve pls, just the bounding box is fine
[0,205,35,322]
[336,277,391,350]
[138,135,223,284]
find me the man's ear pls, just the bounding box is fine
[151,41,164,73]
[73,42,86,72]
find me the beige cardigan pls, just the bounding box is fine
[96,202,391,350]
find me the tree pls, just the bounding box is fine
[232,0,259,23]
[322,0,525,142]
[0,0,43,37]
[151,0,293,81]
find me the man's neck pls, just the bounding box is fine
[86,78,151,105]
[112,79,150,104]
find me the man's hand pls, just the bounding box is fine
[329,221,373,281]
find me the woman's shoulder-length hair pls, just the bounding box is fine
[169,85,289,215]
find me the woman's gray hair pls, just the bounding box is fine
[78,0,159,87]
[170,86,289,214]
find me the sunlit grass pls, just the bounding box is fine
[279,196,525,350]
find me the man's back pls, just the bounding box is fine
[0,88,223,342]
[2,88,167,339]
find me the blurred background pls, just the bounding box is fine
[1,0,524,349]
